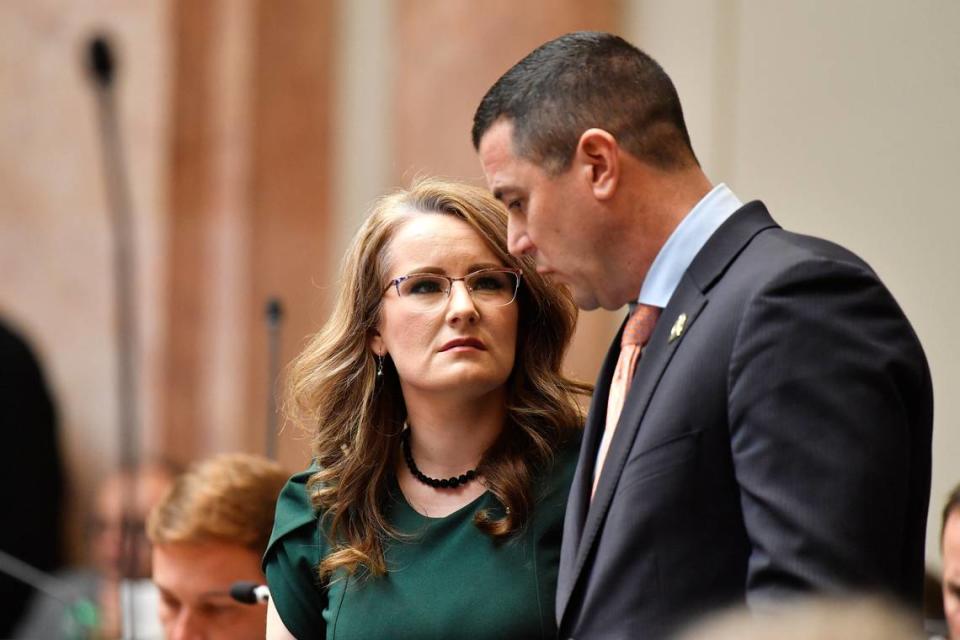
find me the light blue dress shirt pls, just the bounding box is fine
[637,183,743,308]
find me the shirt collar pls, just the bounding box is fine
[637,183,743,307]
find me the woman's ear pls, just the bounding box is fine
[575,128,620,201]
[368,330,384,356]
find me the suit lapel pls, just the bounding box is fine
[556,319,624,618]
[565,287,707,607]
[556,201,780,629]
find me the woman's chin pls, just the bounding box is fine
[419,370,510,397]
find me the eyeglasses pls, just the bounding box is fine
[383,267,522,311]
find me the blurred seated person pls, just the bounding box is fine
[0,317,64,636]
[925,569,948,639]
[942,483,960,639]
[673,597,924,640]
[13,461,174,639]
[147,453,287,640]
[264,179,588,639]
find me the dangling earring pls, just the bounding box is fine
[376,353,384,377]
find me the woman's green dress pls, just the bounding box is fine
[263,441,578,639]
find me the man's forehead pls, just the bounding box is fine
[480,120,556,185]
[158,583,236,608]
[479,120,520,173]
[944,511,960,568]
[153,542,263,594]
[154,560,238,604]
[478,117,516,150]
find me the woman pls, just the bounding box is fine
[264,178,589,639]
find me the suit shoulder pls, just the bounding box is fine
[748,226,878,278]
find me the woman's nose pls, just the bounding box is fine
[445,281,479,324]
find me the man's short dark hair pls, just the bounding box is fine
[943,483,960,545]
[472,31,698,174]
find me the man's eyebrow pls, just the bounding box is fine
[197,589,238,602]
[156,585,181,603]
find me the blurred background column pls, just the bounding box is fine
[163,0,333,466]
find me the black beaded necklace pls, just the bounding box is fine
[401,428,478,489]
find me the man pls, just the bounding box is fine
[942,485,960,638]
[147,453,287,640]
[473,32,933,639]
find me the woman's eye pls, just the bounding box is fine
[406,278,444,295]
[472,276,504,291]
[508,199,523,212]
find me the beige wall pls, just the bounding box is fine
[626,0,960,569]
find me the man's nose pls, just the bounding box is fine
[507,217,534,257]
[169,610,204,640]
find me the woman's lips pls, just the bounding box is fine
[439,338,486,352]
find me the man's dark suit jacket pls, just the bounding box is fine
[556,202,933,639]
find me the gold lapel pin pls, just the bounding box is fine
[668,313,687,343]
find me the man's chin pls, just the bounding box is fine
[571,287,633,312]
[570,288,602,311]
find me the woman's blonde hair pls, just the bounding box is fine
[285,178,590,578]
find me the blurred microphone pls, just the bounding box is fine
[87,35,115,88]
[229,581,270,605]
[265,298,284,459]
[266,298,283,328]
[83,31,140,473]
[0,549,97,637]
[85,32,146,638]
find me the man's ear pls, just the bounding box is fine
[575,128,620,201]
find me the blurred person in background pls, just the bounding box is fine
[941,483,960,639]
[13,461,175,639]
[0,318,65,636]
[147,453,287,640]
[673,597,924,640]
[264,179,589,639]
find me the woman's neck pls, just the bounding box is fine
[402,387,506,478]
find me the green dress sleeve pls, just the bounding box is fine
[263,469,328,639]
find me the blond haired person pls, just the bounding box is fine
[147,453,286,640]
[264,179,588,639]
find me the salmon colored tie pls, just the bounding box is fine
[592,303,662,499]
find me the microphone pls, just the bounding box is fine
[266,298,284,328]
[229,581,271,605]
[87,35,115,88]
[85,32,146,637]
[0,548,97,636]
[264,298,284,459]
